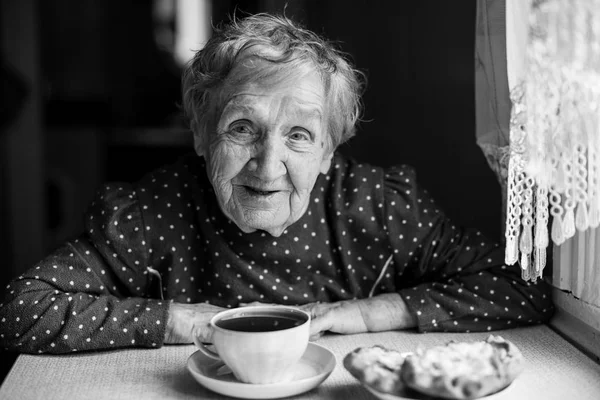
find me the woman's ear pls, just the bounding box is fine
[192,121,208,157]
[320,151,334,174]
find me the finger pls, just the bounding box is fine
[309,313,332,338]
[299,302,324,319]
[192,323,213,344]
[297,303,313,310]
[298,303,315,315]
[309,332,323,341]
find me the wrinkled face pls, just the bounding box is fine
[197,70,333,237]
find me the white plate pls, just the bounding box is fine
[187,342,336,399]
[346,352,513,400]
[362,383,513,400]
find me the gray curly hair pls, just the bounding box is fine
[181,13,365,151]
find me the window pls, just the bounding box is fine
[477,0,600,361]
[552,231,600,361]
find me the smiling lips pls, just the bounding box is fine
[244,186,281,196]
[247,187,276,195]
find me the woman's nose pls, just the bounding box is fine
[248,138,287,180]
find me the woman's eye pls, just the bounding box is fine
[289,130,311,142]
[229,121,253,135]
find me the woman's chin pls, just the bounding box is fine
[229,209,290,237]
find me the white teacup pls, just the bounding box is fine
[193,306,311,384]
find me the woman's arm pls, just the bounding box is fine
[0,184,169,354]
[303,162,553,338]
[393,232,554,333]
[302,239,552,339]
[382,165,554,333]
[0,239,169,353]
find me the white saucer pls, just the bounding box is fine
[187,342,336,399]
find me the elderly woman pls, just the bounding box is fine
[0,14,552,354]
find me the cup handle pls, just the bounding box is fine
[192,333,221,361]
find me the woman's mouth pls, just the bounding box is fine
[245,186,278,196]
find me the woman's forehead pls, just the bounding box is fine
[227,52,325,90]
[222,91,324,122]
[220,64,326,111]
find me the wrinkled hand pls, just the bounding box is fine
[302,293,418,340]
[164,302,227,344]
[299,300,368,340]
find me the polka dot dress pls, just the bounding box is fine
[0,152,554,353]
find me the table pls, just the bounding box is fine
[1,325,599,400]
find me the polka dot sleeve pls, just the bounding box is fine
[382,166,554,333]
[0,184,168,354]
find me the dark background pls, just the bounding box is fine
[0,0,501,382]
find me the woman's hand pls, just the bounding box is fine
[164,302,226,344]
[300,293,418,340]
[299,300,367,340]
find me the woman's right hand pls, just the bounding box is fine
[164,302,226,344]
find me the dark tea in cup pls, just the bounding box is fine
[215,313,305,332]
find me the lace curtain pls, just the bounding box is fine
[504,0,600,282]
[477,0,600,283]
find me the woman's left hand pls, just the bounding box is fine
[301,293,418,340]
[298,300,368,340]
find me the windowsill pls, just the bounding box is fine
[549,287,600,363]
